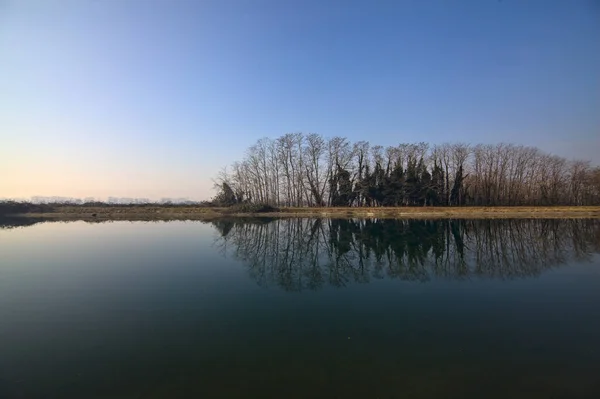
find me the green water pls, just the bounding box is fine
[1,218,599,398]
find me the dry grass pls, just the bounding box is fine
[14,205,600,221]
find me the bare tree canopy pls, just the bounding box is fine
[214,134,600,207]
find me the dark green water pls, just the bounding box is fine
[1,218,600,398]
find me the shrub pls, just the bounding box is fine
[226,203,279,214]
[0,201,55,216]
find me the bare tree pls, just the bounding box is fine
[215,133,598,207]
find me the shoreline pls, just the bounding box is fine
[5,206,600,222]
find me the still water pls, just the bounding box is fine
[1,218,599,398]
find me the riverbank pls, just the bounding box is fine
[7,205,600,221]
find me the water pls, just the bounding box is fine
[1,218,600,398]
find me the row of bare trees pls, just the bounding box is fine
[213,218,600,291]
[214,133,600,207]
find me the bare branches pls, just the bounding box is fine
[215,134,599,207]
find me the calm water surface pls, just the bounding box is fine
[1,218,600,398]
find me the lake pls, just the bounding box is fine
[1,218,600,398]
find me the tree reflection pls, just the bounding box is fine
[212,218,600,291]
[0,217,47,230]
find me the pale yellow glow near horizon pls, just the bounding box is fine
[0,155,215,201]
[0,126,217,200]
[0,172,215,201]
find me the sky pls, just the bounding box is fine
[1,0,599,201]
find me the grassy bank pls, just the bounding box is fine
[277,206,600,218]
[2,202,600,221]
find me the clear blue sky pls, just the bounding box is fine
[1,0,599,200]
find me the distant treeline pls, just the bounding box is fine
[0,201,55,217]
[213,218,600,291]
[214,134,600,207]
[0,200,213,217]
[3,197,203,206]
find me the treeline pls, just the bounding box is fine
[0,200,215,217]
[0,201,56,217]
[213,218,600,291]
[214,134,600,207]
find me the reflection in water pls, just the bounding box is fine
[213,218,600,291]
[2,218,600,398]
[0,218,206,230]
[0,217,48,230]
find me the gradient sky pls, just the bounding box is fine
[1,0,599,201]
